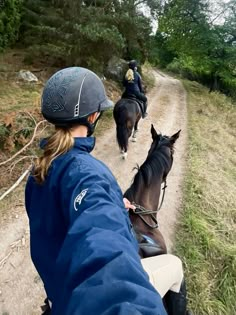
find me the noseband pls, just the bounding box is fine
[130,179,167,229]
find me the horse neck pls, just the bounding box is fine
[131,178,162,209]
[125,176,162,233]
[125,146,171,250]
[125,165,164,212]
[125,146,171,213]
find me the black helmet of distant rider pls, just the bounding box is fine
[128,60,138,71]
[41,67,113,136]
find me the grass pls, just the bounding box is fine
[94,109,114,136]
[0,50,44,115]
[0,80,42,113]
[175,80,236,315]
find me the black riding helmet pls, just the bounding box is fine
[128,60,138,70]
[41,67,113,135]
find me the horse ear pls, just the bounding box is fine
[170,129,181,144]
[151,124,159,140]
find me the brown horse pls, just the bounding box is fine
[113,98,142,159]
[124,124,181,258]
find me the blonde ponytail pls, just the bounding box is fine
[33,127,74,184]
[125,69,134,81]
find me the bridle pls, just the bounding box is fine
[130,179,167,229]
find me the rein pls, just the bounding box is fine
[131,180,167,229]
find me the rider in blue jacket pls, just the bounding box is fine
[25,67,190,315]
[25,67,166,315]
[123,60,148,118]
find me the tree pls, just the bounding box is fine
[0,0,23,49]
[154,0,236,97]
[21,0,158,70]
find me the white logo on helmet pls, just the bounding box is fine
[74,188,88,211]
[74,73,88,117]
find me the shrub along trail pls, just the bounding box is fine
[0,71,188,314]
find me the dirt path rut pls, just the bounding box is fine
[0,70,187,314]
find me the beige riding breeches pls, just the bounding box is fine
[141,254,184,298]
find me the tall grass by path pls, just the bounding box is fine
[175,81,236,315]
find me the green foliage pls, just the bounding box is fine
[21,0,156,70]
[150,0,236,99]
[0,0,23,48]
[148,32,176,67]
[159,0,210,56]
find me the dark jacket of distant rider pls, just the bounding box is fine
[123,60,147,105]
[123,60,144,95]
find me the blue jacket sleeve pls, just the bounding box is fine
[52,160,167,315]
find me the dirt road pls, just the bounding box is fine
[0,71,187,314]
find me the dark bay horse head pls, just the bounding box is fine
[124,124,181,258]
[113,98,142,159]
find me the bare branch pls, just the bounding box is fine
[15,127,34,134]
[0,235,26,269]
[0,250,12,269]
[209,8,227,25]
[23,111,37,126]
[135,0,146,6]
[0,120,47,167]
[9,155,36,175]
[0,168,31,201]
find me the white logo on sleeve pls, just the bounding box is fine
[74,188,88,211]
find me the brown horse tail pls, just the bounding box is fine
[116,122,129,152]
[113,100,132,153]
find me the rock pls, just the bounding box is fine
[18,70,38,83]
[105,57,128,82]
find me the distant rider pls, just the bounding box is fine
[123,60,148,118]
